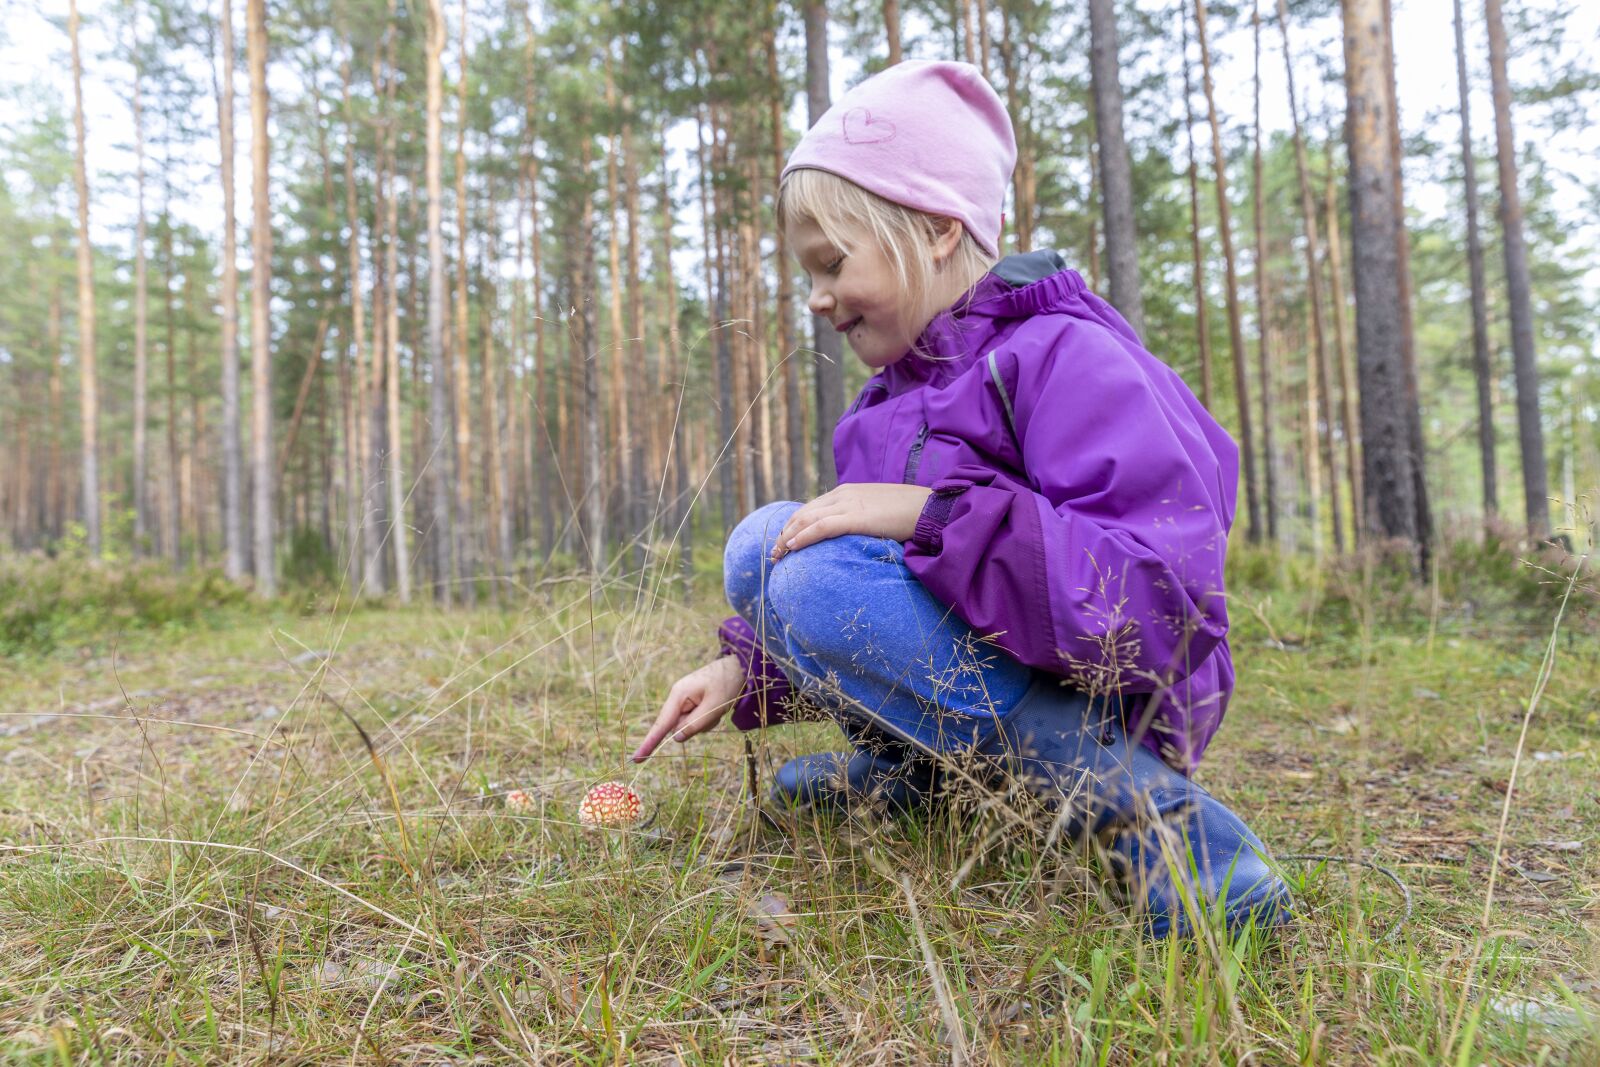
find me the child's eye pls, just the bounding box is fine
[824,255,845,275]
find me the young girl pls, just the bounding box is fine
[632,60,1289,938]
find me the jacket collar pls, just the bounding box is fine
[882,250,1085,392]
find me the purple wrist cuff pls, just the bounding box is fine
[910,480,971,553]
[718,615,797,731]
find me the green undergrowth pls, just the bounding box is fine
[0,542,1595,1063]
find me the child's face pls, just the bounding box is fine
[789,216,921,370]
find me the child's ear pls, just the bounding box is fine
[931,216,964,265]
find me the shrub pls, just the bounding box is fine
[0,554,250,657]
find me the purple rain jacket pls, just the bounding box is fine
[718,251,1238,772]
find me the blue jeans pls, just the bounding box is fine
[724,501,1036,753]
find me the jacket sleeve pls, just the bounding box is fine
[902,317,1235,696]
[718,615,799,731]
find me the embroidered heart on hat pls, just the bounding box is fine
[841,107,897,145]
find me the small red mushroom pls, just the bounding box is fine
[578,782,645,828]
[504,789,536,813]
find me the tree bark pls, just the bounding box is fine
[884,0,902,65]
[1382,0,1433,557]
[659,126,692,573]
[382,97,409,602]
[69,0,100,558]
[1251,0,1278,543]
[769,8,804,501]
[1194,0,1261,543]
[340,50,370,588]
[1323,162,1362,540]
[131,12,150,552]
[1342,0,1419,545]
[246,0,275,592]
[425,0,454,602]
[1276,0,1344,553]
[707,106,739,532]
[521,4,553,565]
[1088,0,1146,339]
[577,131,604,572]
[482,176,511,589]
[453,1,476,603]
[803,0,844,492]
[1180,1,1211,409]
[1453,0,1496,521]
[1484,0,1547,538]
[47,282,65,539]
[162,202,182,564]
[603,54,633,557]
[976,0,991,80]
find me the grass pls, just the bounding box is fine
[0,541,1596,1064]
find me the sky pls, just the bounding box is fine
[3,0,1597,300]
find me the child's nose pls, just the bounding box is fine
[807,281,834,317]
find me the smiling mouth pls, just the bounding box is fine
[834,316,862,334]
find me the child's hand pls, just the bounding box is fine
[770,483,934,561]
[631,655,745,762]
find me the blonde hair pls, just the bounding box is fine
[777,167,997,357]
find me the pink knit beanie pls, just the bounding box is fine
[781,59,1016,257]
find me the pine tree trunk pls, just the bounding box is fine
[1323,163,1362,538]
[803,0,844,492]
[162,197,182,565]
[365,29,395,595]
[216,0,245,579]
[1276,0,1344,553]
[1484,0,1547,538]
[1453,0,1496,521]
[1341,0,1419,545]
[69,0,100,558]
[340,50,370,588]
[48,280,64,540]
[519,3,551,565]
[1180,1,1211,409]
[453,2,476,603]
[997,12,1031,254]
[246,0,275,592]
[425,0,454,603]
[623,85,649,562]
[577,131,604,573]
[512,162,531,552]
[976,0,991,79]
[1088,0,1146,339]
[603,56,633,558]
[1383,0,1433,557]
[482,177,511,590]
[1086,140,1100,291]
[708,111,738,533]
[659,127,692,573]
[131,17,150,553]
[884,0,902,64]
[1195,0,1261,543]
[768,9,804,502]
[1252,0,1278,543]
[382,110,409,602]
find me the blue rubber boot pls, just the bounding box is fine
[770,721,938,817]
[975,677,1292,938]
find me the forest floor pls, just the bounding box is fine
[0,545,1597,1064]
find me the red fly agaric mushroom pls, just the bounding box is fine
[504,789,536,813]
[577,782,645,828]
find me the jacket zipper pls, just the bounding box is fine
[902,422,930,484]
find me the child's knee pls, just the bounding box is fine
[724,501,803,618]
[765,533,895,655]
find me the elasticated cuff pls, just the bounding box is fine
[910,479,972,553]
[718,615,797,731]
